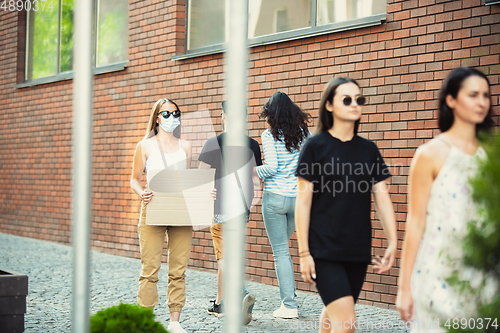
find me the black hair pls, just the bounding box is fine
[259,92,311,152]
[438,67,494,133]
[317,77,361,134]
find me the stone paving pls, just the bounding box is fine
[0,233,409,332]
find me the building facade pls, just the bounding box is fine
[1,0,499,309]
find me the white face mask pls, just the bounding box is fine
[159,116,180,132]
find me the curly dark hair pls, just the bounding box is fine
[438,67,494,134]
[259,92,311,152]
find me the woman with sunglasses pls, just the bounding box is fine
[130,98,191,333]
[295,77,397,333]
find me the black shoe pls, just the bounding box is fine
[242,293,256,325]
[208,300,223,317]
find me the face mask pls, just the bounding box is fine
[159,116,180,132]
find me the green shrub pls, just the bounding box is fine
[90,303,168,333]
[446,133,500,333]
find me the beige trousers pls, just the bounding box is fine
[137,202,192,312]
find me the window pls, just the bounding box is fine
[485,0,500,5]
[187,0,225,51]
[185,0,386,53]
[248,1,312,39]
[25,0,128,81]
[317,0,386,25]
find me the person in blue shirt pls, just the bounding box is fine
[256,92,311,319]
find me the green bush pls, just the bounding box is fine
[90,303,168,333]
[447,133,500,333]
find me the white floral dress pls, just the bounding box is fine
[411,142,486,332]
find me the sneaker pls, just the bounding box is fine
[272,302,298,319]
[207,299,223,317]
[242,293,256,325]
[167,321,187,333]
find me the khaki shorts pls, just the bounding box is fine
[210,222,223,260]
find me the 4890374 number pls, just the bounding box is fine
[444,318,498,330]
[1,0,55,11]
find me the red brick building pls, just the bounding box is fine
[1,0,499,309]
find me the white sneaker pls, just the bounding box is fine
[167,321,187,333]
[272,302,298,319]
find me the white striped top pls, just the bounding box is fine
[256,128,309,197]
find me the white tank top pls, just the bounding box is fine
[145,138,187,185]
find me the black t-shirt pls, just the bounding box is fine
[295,132,391,262]
[198,133,263,215]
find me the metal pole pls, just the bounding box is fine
[223,0,248,332]
[72,0,94,332]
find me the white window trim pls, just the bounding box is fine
[173,12,386,61]
[15,61,128,89]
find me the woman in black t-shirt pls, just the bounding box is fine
[295,77,397,333]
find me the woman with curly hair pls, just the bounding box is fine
[256,91,311,318]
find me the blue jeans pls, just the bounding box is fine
[262,191,297,309]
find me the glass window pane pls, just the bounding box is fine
[187,0,225,50]
[26,1,60,80]
[96,0,128,67]
[248,0,312,38]
[60,0,75,73]
[317,0,386,26]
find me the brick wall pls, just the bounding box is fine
[0,0,498,309]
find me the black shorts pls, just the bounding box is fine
[314,259,368,306]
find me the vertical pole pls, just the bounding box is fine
[72,0,94,332]
[223,0,248,332]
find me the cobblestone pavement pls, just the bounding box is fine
[0,233,409,332]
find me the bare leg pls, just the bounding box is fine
[216,258,224,304]
[319,296,356,333]
[170,311,181,322]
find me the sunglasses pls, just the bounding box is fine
[343,96,366,106]
[159,110,181,119]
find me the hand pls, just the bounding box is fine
[396,289,414,322]
[141,189,154,204]
[372,244,396,274]
[300,255,316,284]
[211,188,217,200]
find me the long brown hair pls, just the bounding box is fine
[143,98,181,140]
[316,77,361,135]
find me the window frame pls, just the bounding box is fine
[485,0,500,5]
[18,0,128,88]
[174,0,386,60]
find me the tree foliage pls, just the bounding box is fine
[90,303,168,333]
[447,133,500,333]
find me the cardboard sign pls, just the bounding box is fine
[145,169,215,226]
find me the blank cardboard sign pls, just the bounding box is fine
[146,169,215,226]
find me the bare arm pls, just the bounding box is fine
[372,180,397,273]
[295,176,316,284]
[130,141,154,203]
[396,147,434,321]
[181,140,192,169]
